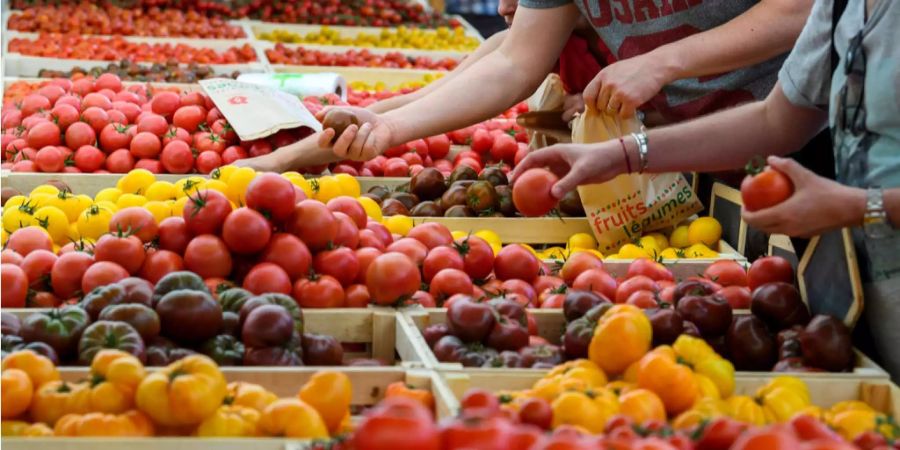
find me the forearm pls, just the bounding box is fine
[644,83,827,173]
[270,135,341,169]
[652,0,812,82]
[366,31,508,115]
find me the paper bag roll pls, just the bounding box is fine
[237,73,348,100]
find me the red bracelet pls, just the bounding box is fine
[618,137,632,173]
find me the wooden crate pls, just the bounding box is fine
[1,367,458,449]
[247,21,484,43]
[272,64,443,84]
[5,308,432,366]
[402,308,887,377]
[3,54,269,78]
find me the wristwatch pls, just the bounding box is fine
[864,187,893,239]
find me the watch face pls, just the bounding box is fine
[865,222,893,239]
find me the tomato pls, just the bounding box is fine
[245,173,296,223]
[422,246,465,282]
[184,235,233,279]
[137,114,169,137]
[160,140,195,174]
[366,252,421,306]
[355,247,383,285]
[570,268,617,300]
[313,247,359,287]
[704,260,748,287]
[614,275,659,303]
[748,256,794,290]
[21,94,51,117]
[741,166,793,212]
[625,290,659,308]
[494,244,540,281]
[65,122,97,151]
[1,249,23,265]
[1,263,28,307]
[429,268,473,299]
[626,259,674,282]
[129,132,161,159]
[139,249,184,284]
[158,217,190,255]
[6,227,53,256]
[533,275,565,295]
[409,290,437,307]
[491,134,518,164]
[108,206,158,243]
[326,197,367,229]
[105,149,135,173]
[183,189,233,236]
[287,200,337,251]
[352,397,440,450]
[81,107,110,133]
[93,233,146,275]
[541,292,566,308]
[455,236,494,280]
[519,398,553,430]
[151,92,180,117]
[243,262,292,295]
[386,238,428,266]
[33,146,63,172]
[407,222,453,250]
[261,233,312,281]
[221,146,247,164]
[460,389,500,415]
[71,145,104,173]
[384,159,409,177]
[366,221,394,247]
[195,151,222,174]
[194,132,225,154]
[345,284,371,307]
[173,106,205,132]
[50,104,80,131]
[26,122,61,149]
[425,135,451,159]
[293,274,345,308]
[513,168,559,217]
[470,129,493,154]
[712,285,750,310]
[222,208,272,255]
[81,261,128,294]
[561,252,604,285]
[163,127,191,146]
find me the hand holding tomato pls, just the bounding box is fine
[741,156,866,238]
[316,106,393,161]
[511,141,625,199]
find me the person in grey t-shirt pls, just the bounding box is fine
[514,0,900,379]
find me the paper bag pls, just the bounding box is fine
[573,108,703,254]
[522,74,570,148]
[199,78,322,141]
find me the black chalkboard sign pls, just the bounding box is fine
[682,172,698,195]
[709,183,747,255]
[798,228,864,327]
[768,234,800,273]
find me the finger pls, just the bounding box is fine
[318,129,336,148]
[551,168,586,199]
[562,107,577,122]
[597,82,612,112]
[583,77,602,111]
[741,205,785,232]
[606,92,622,115]
[331,124,358,159]
[360,129,382,161]
[619,100,636,119]
[510,148,561,182]
[766,155,812,184]
[348,122,373,160]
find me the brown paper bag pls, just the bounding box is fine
[573,107,703,254]
[522,74,570,148]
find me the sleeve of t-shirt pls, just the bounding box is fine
[778,0,833,110]
[518,0,572,10]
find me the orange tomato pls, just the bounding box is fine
[589,305,651,376]
[259,398,329,439]
[636,347,698,416]
[297,371,352,434]
[1,369,34,419]
[1,350,60,388]
[618,389,666,423]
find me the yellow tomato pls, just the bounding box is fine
[116,169,156,195]
[686,243,718,259]
[618,243,650,259]
[567,233,598,250]
[116,194,147,209]
[2,205,35,231]
[333,173,361,198]
[356,196,382,222]
[384,215,413,236]
[571,248,605,260]
[33,206,70,245]
[94,188,123,205]
[4,195,26,211]
[203,179,229,196]
[75,194,93,213]
[542,246,568,260]
[66,222,81,242]
[144,182,177,202]
[659,248,684,259]
[669,225,691,249]
[647,232,669,250]
[94,201,118,213]
[143,201,172,223]
[1,229,8,246]
[312,176,341,203]
[638,236,661,258]
[211,165,238,183]
[29,193,53,209]
[172,197,189,218]
[30,185,60,197]
[284,174,313,199]
[175,177,206,199]
[474,229,502,247]
[688,217,722,247]
[451,231,468,241]
[77,205,114,241]
[226,168,257,205]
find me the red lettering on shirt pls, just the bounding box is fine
[659,0,674,16]
[632,0,661,22]
[582,0,613,27]
[612,0,634,24]
[671,0,689,12]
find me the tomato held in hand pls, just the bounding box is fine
[740,164,793,212]
[512,168,559,217]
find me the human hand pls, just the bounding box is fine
[561,94,585,122]
[316,106,394,161]
[583,53,672,119]
[742,156,865,238]
[510,140,626,199]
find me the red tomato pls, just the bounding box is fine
[704,260,749,287]
[513,168,559,217]
[160,140,194,174]
[151,92,180,117]
[729,427,799,450]
[493,244,539,281]
[614,275,659,303]
[384,158,409,177]
[20,94,51,117]
[6,227,52,256]
[358,229,386,250]
[105,149,135,173]
[470,129,493,154]
[345,284,371,308]
[460,389,500,414]
[138,249,184,285]
[222,207,272,255]
[331,212,360,249]
[422,246,465,282]
[81,107,110,133]
[571,268,617,301]
[26,121,61,149]
[407,222,453,250]
[136,113,168,137]
[93,234,146,275]
[741,166,794,212]
[626,259,674,282]
[1,263,29,307]
[182,189,233,236]
[50,251,94,298]
[718,285,752,309]
[560,252,604,285]
[1,250,23,265]
[409,290,437,308]
[352,397,440,450]
[366,252,421,306]
[540,293,565,308]
[194,132,226,154]
[455,235,494,280]
[172,105,205,132]
[157,216,190,255]
[33,146,64,172]
[260,233,311,281]
[748,256,794,290]
[221,145,248,164]
[246,173,296,223]
[129,132,161,159]
[65,122,97,151]
[518,398,553,430]
[293,274,345,308]
[81,261,129,294]
[163,126,191,146]
[386,238,428,266]
[243,262,292,295]
[109,207,158,243]
[195,151,222,174]
[490,133,518,164]
[99,123,132,152]
[287,200,337,251]
[429,268,473,299]
[326,197,367,229]
[94,73,122,92]
[184,235,233,279]
[626,290,659,308]
[425,135,451,159]
[533,275,565,295]
[313,247,360,287]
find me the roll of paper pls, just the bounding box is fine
[237,73,347,100]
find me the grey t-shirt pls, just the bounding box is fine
[780,0,900,282]
[519,0,786,122]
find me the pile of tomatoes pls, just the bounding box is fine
[8,35,257,64]
[264,43,459,71]
[0,75,291,174]
[7,5,246,38]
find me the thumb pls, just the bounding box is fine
[766,156,811,184]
